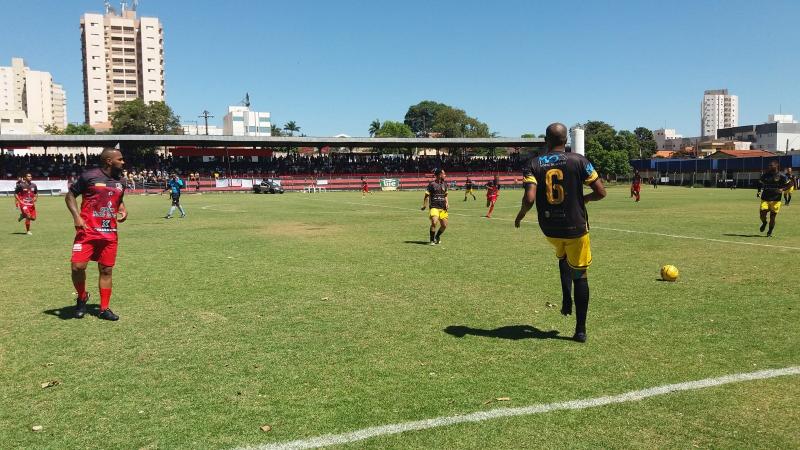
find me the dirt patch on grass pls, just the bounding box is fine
[249,222,344,238]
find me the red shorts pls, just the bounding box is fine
[71,236,119,267]
[20,204,37,219]
[487,195,498,202]
[362,186,369,192]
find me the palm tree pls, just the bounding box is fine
[270,124,283,136]
[369,119,381,137]
[283,121,300,136]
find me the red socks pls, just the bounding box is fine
[74,281,87,301]
[100,288,112,311]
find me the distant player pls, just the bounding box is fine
[361,176,370,197]
[515,123,606,343]
[463,177,476,201]
[421,168,448,245]
[783,168,795,205]
[163,173,186,218]
[631,170,642,202]
[15,173,38,235]
[756,160,791,237]
[485,176,500,218]
[66,148,128,321]
[651,176,658,189]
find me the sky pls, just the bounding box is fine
[1,0,799,137]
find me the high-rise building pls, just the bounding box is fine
[0,57,67,134]
[80,1,164,126]
[701,89,738,138]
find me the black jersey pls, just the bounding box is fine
[523,152,599,239]
[426,181,448,210]
[465,180,473,189]
[759,172,789,202]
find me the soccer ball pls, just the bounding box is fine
[660,265,679,282]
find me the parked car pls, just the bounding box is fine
[253,180,285,194]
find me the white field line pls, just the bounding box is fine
[236,366,800,450]
[300,196,800,252]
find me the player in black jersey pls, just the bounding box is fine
[422,169,449,245]
[514,123,606,343]
[783,167,795,205]
[463,177,476,201]
[757,160,791,236]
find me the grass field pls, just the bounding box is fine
[1,185,799,449]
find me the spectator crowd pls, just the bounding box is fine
[1,151,528,182]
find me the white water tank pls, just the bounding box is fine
[571,127,585,156]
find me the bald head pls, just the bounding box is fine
[100,148,121,164]
[99,148,125,175]
[545,123,568,150]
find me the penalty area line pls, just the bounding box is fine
[235,366,800,450]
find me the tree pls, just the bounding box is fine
[65,123,96,135]
[43,124,63,134]
[431,107,490,138]
[617,130,641,160]
[283,121,300,136]
[585,137,630,177]
[634,126,657,159]
[270,124,284,136]
[375,121,414,138]
[404,101,447,135]
[368,119,381,137]
[403,101,491,138]
[110,99,180,134]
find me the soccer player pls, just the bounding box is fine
[514,123,606,343]
[485,176,500,218]
[163,173,186,218]
[65,148,128,321]
[756,160,791,237]
[361,176,370,197]
[783,168,795,205]
[421,168,448,245]
[14,173,38,235]
[463,177,476,201]
[631,170,642,202]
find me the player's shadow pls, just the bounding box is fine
[42,304,101,320]
[10,232,29,235]
[722,233,764,238]
[444,325,572,341]
[404,240,432,245]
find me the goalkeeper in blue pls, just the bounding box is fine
[163,173,187,219]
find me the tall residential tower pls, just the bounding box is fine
[81,1,164,126]
[701,89,738,138]
[0,57,67,134]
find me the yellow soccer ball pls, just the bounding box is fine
[661,265,679,282]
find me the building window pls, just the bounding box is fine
[14,119,24,123]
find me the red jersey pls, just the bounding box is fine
[486,181,500,198]
[15,181,38,205]
[69,168,126,241]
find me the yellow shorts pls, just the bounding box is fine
[465,189,474,195]
[788,186,795,193]
[429,208,448,220]
[546,234,592,270]
[760,200,781,213]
